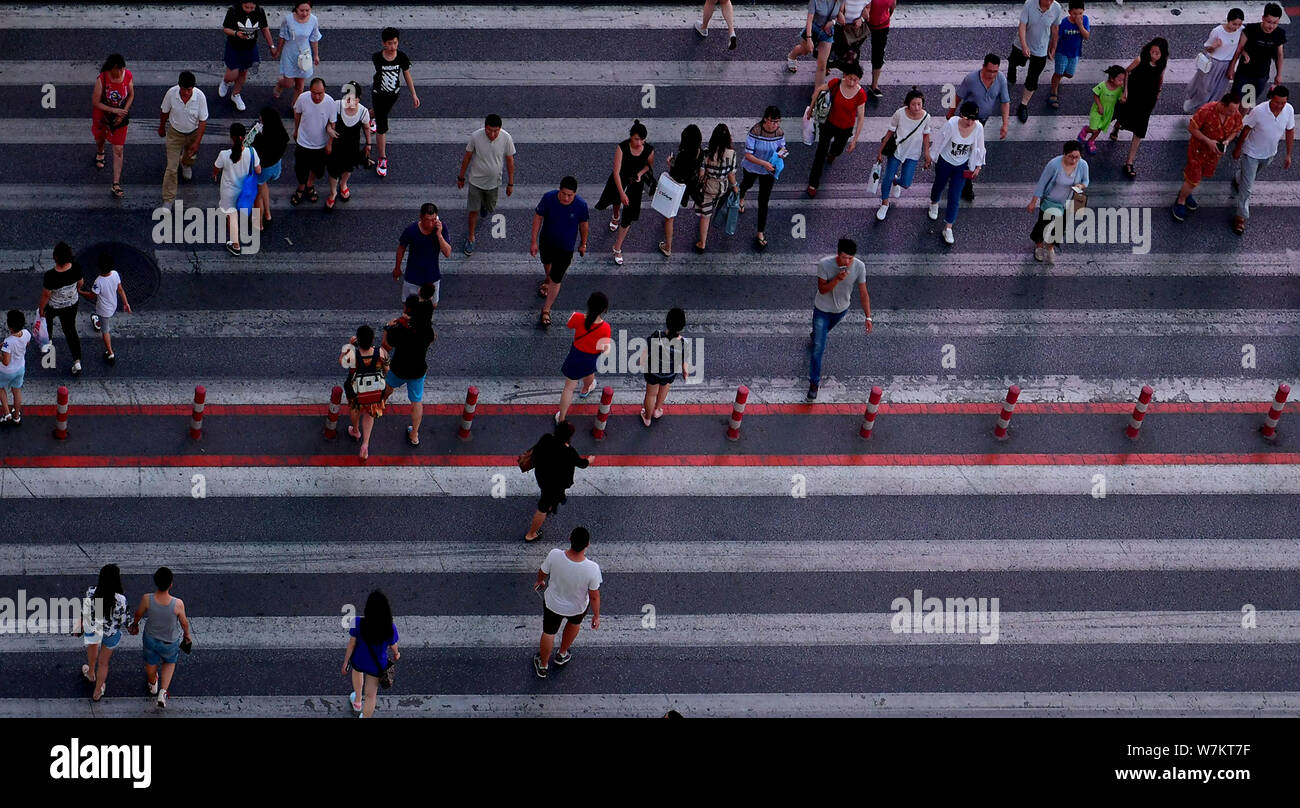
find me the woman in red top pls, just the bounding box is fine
[557,292,611,423]
[91,54,134,200]
[865,0,896,99]
[807,63,867,195]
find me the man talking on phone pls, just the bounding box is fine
[808,237,872,401]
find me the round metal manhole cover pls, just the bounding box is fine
[75,242,161,308]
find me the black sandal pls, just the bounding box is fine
[95,152,106,169]
[1123,163,1137,180]
[290,189,304,206]
[755,234,768,250]
[305,186,319,203]
[110,183,124,199]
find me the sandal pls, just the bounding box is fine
[347,425,361,441]
[524,529,542,543]
[81,664,95,683]
[350,691,362,712]
[653,408,664,420]
[92,683,105,702]
[539,310,551,328]
[658,241,671,257]
[359,443,369,462]
[738,198,746,214]
[290,189,304,206]
[339,186,351,201]
[406,425,420,446]
[613,248,624,266]
[756,234,768,250]
[640,408,652,427]
[110,183,124,199]
[1123,163,1137,180]
[538,281,549,299]
[94,152,106,169]
[579,381,597,398]
[305,186,319,203]
[1046,94,1060,109]
[1109,126,1120,141]
[608,214,620,232]
[325,195,336,210]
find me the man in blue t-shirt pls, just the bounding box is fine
[392,202,451,307]
[1048,1,1090,108]
[530,176,589,328]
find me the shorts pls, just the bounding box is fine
[561,344,599,381]
[802,26,834,46]
[1053,53,1079,78]
[293,144,327,185]
[467,183,499,214]
[0,367,24,389]
[258,159,282,184]
[542,604,588,635]
[644,372,676,386]
[97,314,113,334]
[1009,48,1049,91]
[223,41,260,71]
[539,244,574,283]
[83,627,123,649]
[401,279,439,305]
[142,633,181,665]
[385,370,425,403]
[1183,146,1222,185]
[92,116,129,147]
[371,90,398,135]
[537,486,567,515]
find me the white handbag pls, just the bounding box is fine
[1195,52,1212,74]
[297,47,313,72]
[801,107,816,146]
[651,173,686,218]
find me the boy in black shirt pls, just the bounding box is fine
[371,27,420,177]
[1230,3,1287,107]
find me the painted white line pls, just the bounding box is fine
[0,4,1248,30]
[13,376,1293,406]
[2,610,1295,652]
[149,249,1300,277]
[4,466,1299,500]
[6,539,1298,576]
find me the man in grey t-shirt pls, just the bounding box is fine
[457,113,517,256]
[1007,0,1062,123]
[808,237,872,400]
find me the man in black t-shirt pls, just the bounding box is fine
[1229,3,1287,107]
[219,2,275,112]
[371,27,420,177]
[381,295,435,446]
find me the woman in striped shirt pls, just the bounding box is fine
[738,106,788,250]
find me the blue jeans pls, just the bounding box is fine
[930,158,969,225]
[809,306,848,385]
[881,156,918,202]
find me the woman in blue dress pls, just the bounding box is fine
[274,1,322,105]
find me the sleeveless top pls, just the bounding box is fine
[334,106,365,150]
[1125,60,1163,110]
[144,592,182,642]
[616,139,653,183]
[94,69,131,120]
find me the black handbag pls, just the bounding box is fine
[361,623,395,689]
[880,113,927,159]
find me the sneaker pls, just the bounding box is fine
[218,80,229,98]
[156,689,168,708]
[92,314,101,331]
[694,22,708,37]
[463,240,475,256]
[349,690,362,712]
[1017,103,1029,123]
[181,165,192,181]
[927,202,940,220]
[0,412,11,426]
[533,654,548,679]
[1045,246,1056,264]
[553,651,572,667]
[71,360,82,376]
[1034,246,1045,262]
[376,158,388,177]
[232,93,246,112]
[368,117,377,134]
[875,203,889,221]
[729,34,737,50]
[807,382,819,401]
[1231,215,1246,235]
[786,58,798,73]
[1184,195,1199,212]
[942,227,955,245]
[1171,203,1187,222]
[147,677,158,695]
[892,184,906,199]
[9,410,19,426]
[104,351,115,364]
[867,87,884,100]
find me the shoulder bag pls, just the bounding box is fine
[361,623,395,689]
[880,113,928,159]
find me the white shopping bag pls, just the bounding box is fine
[801,107,816,146]
[651,173,686,218]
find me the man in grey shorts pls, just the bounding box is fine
[457,113,516,256]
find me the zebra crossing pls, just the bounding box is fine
[0,2,1297,717]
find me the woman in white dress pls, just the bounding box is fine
[1183,8,1245,112]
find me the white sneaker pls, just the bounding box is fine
[157,689,168,708]
[1045,246,1056,264]
[927,202,940,220]
[181,165,192,181]
[694,22,708,37]
[893,185,906,199]
[875,203,889,221]
[1034,246,1045,262]
[232,93,246,111]
[218,81,229,98]
[71,360,82,376]
[942,227,955,245]
[147,678,159,695]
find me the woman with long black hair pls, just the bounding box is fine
[557,291,611,423]
[212,122,261,255]
[343,590,399,718]
[594,120,654,266]
[658,124,704,257]
[693,123,739,253]
[74,563,133,702]
[248,105,290,227]
[1112,37,1169,179]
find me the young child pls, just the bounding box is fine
[640,308,692,427]
[79,254,132,364]
[370,26,420,177]
[1047,1,1090,109]
[1079,65,1126,154]
[0,309,31,425]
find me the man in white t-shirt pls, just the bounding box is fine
[533,527,601,679]
[158,71,209,204]
[79,255,132,364]
[1231,84,1294,234]
[457,113,517,256]
[0,309,31,425]
[291,77,336,206]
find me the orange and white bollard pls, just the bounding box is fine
[1261,383,1290,440]
[859,386,883,439]
[323,385,343,439]
[993,385,1020,440]
[725,385,749,441]
[189,385,206,440]
[457,385,479,440]
[591,387,614,440]
[52,385,69,440]
[1125,385,1153,440]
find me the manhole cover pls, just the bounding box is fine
[75,242,161,308]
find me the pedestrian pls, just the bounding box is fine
[1046,1,1090,110]
[928,101,986,244]
[371,26,419,178]
[557,292,610,421]
[457,114,516,256]
[738,106,788,251]
[37,242,84,377]
[219,1,275,112]
[74,563,132,702]
[863,0,896,100]
[1184,8,1245,113]
[806,63,866,197]
[129,566,192,709]
[694,124,739,252]
[523,421,594,542]
[695,0,738,50]
[1077,65,1126,155]
[0,310,30,426]
[1112,38,1169,179]
[212,121,262,254]
[324,81,371,209]
[274,0,321,105]
[1231,85,1294,234]
[787,0,845,89]
[340,324,387,461]
[640,308,691,427]
[874,88,932,221]
[807,238,871,401]
[1007,0,1063,123]
[289,76,334,207]
[78,254,132,364]
[949,54,1011,202]
[91,53,133,200]
[1027,140,1090,264]
[381,295,435,447]
[658,124,704,257]
[1174,92,1244,222]
[594,120,655,266]
[343,590,399,718]
[1228,3,1287,108]
[247,106,290,228]
[829,0,869,74]
[393,203,451,307]
[157,71,208,205]
[532,177,590,328]
[532,527,602,679]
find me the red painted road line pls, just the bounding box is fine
[18,402,1276,417]
[5,453,1299,469]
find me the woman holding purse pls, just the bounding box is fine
[91,54,133,200]
[1027,141,1090,264]
[874,88,932,221]
[658,124,703,257]
[595,120,654,266]
[274,1,322,106]
[343,590,399,718]
[339,324,387,461]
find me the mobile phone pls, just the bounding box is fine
[1215,140,1227,154]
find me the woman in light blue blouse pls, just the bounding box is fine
[274,1,322,106]
[1027,140,1090,263]
[737,106,788,251]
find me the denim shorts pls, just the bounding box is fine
[259,159,282,184]
[0,366,23,389]
[385,371,425,403]
[84,627,122,649]
[1054,53,1079,77]
[803,26,834,45]
[142,633,181,665]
